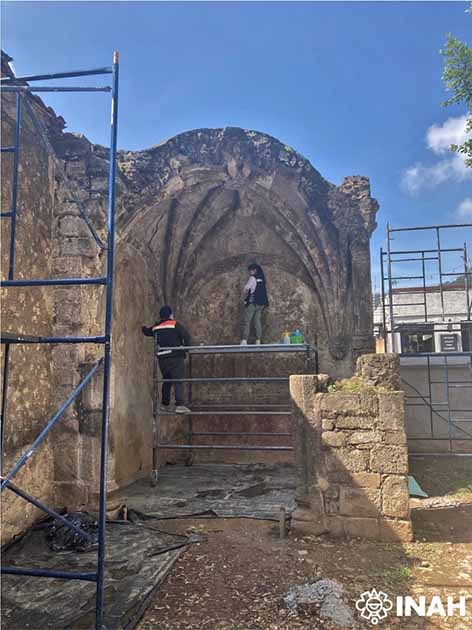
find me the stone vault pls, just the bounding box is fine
[116,127,379,376]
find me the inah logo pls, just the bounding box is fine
[356,588,393,625]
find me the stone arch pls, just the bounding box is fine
[115,127,378,375]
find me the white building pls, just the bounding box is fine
[374,285,471,355]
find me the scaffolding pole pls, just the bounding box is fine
[380,223,472,455]
[0,53,119,630]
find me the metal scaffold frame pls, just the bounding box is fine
[150,341,317,485]
[0,54,119,629]
[380,223,472,455]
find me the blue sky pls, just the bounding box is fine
[2,1,472,289]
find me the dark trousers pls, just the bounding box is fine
[159,355,185,405]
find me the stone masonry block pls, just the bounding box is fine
[52,256,83,277]
[351,472,381,488]
[59,236,96,258]
[335,416,374,430]
[53,437,80,482]
[359,391,379,416]
[65,159,87,177]
[382,431,407,446]
[91,177,109,193]
[320,393,363,415]
[59,216,88,237]
[343,517,380,540]
[382,475,410,518]
[348,430,379,445]
[322,431,348,448]
[324,516,345,537]
[379,518,413,542]
[370,445,408,475]
[326,447,369,473]
[356,353,401,390]
[339,486,381,518]
[322,419,334,431]
[377,392,405,431]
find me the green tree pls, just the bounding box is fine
[441,4,472,166]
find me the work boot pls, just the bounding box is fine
[175,405,191,414]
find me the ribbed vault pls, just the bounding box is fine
[115,127,378,376]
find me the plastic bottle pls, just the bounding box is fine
[290,329,304,344]
[282,331,291,344]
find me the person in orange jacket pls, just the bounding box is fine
[142,305,192,414]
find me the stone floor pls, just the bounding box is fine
[118,462,297,521]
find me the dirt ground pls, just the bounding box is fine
[138,457,472,629]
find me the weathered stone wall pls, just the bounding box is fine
[1,51,380,540]
[290,354,413,541]
[1,59,60,540]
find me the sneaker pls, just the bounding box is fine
[255,339,261,345]
[175,405,191,414]
[240,340,248,345]
[159,404,173,413]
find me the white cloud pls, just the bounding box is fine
[427,115,469,154]
[456,197,472,219]
[401,115,472,195]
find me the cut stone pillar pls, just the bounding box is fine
[290,354,413,541]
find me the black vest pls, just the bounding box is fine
[253,277,269,306]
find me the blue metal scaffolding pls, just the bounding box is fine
[0,53,119,629]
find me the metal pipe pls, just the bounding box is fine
[464,243,471,320]
[427,355,433,439]
[157,377,289,383]
[96,51,119,630]
[389,223,472,232]
[186,354,193,466]
[3,479,94,542]
[444,356,453,452]
[1,567,97,581]
[157,443,293,451]
[0,147,15,153]
[151,336,159,486]
[386,223,396,352]
[0,212,14,217]
[1,335,107,345]
[0,67,112,83]
[0,360,103,490]
[1,277,107,287]
[155,343,314,355]
[8,93,21,280]
[380,247,387,349]
[436,227,445,321]
[421,251,428,323]
[193,432,291,436]
[279,507,287,539]
[409,453,472,457]
[157,410,291,416]
[383,247,463,255]
[1,86,111,93]
[0,345,10,475]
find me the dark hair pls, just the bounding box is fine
[159,305,173,320]
[248,263,266,283]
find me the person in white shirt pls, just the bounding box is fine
[241,263,269,344]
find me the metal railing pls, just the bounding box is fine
[150,340,317,485]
